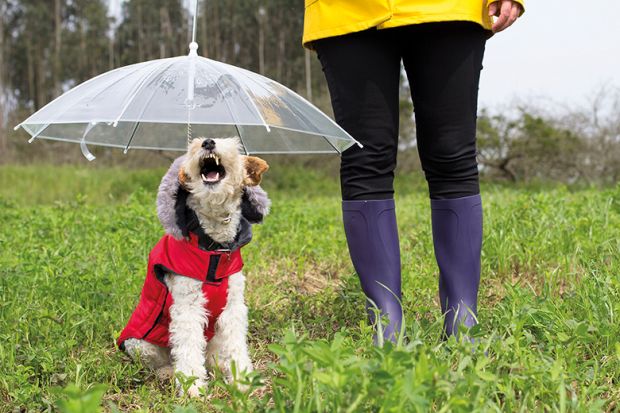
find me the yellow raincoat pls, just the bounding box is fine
[303,0,525,46]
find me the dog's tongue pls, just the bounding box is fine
[205,171,219,182]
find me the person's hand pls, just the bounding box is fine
[488,0,523,33]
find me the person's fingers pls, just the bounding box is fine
[508,3,521,26]
[492,1,513,32]
[488,1,498,16]
[498,3,522,31]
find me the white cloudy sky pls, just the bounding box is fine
[480,0,620,108]
[108,0,620,109]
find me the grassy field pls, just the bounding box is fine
[0,163,619,412]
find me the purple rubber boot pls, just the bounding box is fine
[342,199,402,344]
[431,194,483,339]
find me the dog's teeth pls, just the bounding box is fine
[215,156,219,166]
[201,173,208,182]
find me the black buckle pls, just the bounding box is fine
[205,250,231,283]
[206,254,221,283]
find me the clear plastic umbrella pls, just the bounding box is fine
[14,12,361,159]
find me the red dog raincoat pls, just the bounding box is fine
[117,233,243,349]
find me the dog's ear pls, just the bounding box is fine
[243,156,269,186]
[178,166,190,189]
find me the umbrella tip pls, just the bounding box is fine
[13,124,20,131]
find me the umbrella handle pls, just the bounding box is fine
[80,123,96,161]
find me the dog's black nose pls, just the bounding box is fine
[202,139,216,150]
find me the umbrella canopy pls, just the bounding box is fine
[14,41,361,158]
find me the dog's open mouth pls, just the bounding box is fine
[200,153,226,185]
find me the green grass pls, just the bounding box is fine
[0,164,619,412]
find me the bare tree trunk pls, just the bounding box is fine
[26,35,36,108]
[200,2,208,57]
[277,26,285,81]
[0,9,6,152]
[181,5,188,56]
[305,49,312,101]
[162,7,174,57]
[108,32,115,70]
[229,1,237,63]
[257,7,266,74]
[212,0,220,59]
[159,7,167,58]
[79,20,87,80]
[0,10,4,94]
[137,0,144,61]
[53,0,62,97]
[0,8,3,86]
[36,44,46,109]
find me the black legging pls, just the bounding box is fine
[314,22,487,200]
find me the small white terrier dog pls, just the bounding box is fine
[117,137,269,397]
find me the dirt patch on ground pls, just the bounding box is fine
[249,260,347,295]
[483,261,583,307]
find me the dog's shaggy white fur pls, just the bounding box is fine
[123,137,268,397]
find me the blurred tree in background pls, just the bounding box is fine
[0,0,618,183]
[477,91,620,184]
[2,0,110,110]
[0,0,310,112]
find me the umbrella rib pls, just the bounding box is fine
[36,62,166,132]
[14,63,135,130]
[232,68,341,152]
[122,60,178,153]
[124,122,141,153]
[80,63,159,107]
[205,59,271,132]
[242,73,363,154]
[235,69,320,133]
[17,60,166,141]
[202,67,251,151]
[321,134,342,154]
[113,59,175,127]
[25,123,51,143]
[247,70,363,149]
[234,124,249,155]
[234,70,343,153]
